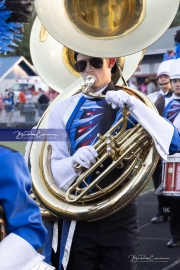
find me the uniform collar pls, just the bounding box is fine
[172,93,180,100]
[159,89,169,96]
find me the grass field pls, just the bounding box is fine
[0,141,26,155]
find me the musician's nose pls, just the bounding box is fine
[86,61,94,72]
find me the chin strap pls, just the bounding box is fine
[158,81,170,86]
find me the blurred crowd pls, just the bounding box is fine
[0,87,59,127]
[128,76,158,95]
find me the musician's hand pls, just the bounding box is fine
[73,146,98,169]
[105,90,138,110]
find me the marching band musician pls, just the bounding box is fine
[48,52,180,270]
[148,60,174,104]
[0,145,54,269]
[148,60,174,224]
[162,58,180,248]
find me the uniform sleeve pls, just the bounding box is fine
[168,124,180,154]
[0,149,47,250]
[48,103,78,188]
[118,109,180,157]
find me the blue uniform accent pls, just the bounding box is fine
[169,127,180,154]
[164,99,180,122]
[163,99,180,154]
[0,146,47,250]
[66,96,86,140]
[67,98,121,153]
[42,221,54,264]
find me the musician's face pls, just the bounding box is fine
[76,54,115,92]
[157,74,171,92]
[171,79,180,96]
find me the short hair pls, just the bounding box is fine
[174,30,180,43]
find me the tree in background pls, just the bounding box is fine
[170,6,180,28]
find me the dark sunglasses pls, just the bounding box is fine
[74,57,104,72]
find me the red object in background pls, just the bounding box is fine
[18,91,26,103]
[174,163,180,192]
[162,160,180,196]
[165,163,173,192]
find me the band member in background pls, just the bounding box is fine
[48,51,180,270]
[0,145,54,269]
[148,59,174,224]
[148,60,174,104]
[162,58,180,248]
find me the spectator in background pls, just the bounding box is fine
[18,89,26,115]
[25,89,33,104]
[38,88,50,117]
[139,77,149,95]
[128,76,139,90]
[3,93,14,127]
[8,88,15,105]
[163,50,176,61]
[147,77,158,95]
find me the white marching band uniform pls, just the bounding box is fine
[48,86,180,269]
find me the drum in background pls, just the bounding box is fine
[162,153,180,197]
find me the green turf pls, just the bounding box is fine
[0,141,26,155]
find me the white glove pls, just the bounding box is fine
[72,145,98,169]
[105,90,138,110]
[106,90,174,160]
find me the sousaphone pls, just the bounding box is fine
[34,0,179,57]
[29,0,179,221]
[30,16,145,93]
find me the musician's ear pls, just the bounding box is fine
[109,58,116,69]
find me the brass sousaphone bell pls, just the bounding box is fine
[29,0,180,221]
[30,16,145,93]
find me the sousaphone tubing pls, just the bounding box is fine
[29,0,179,221]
